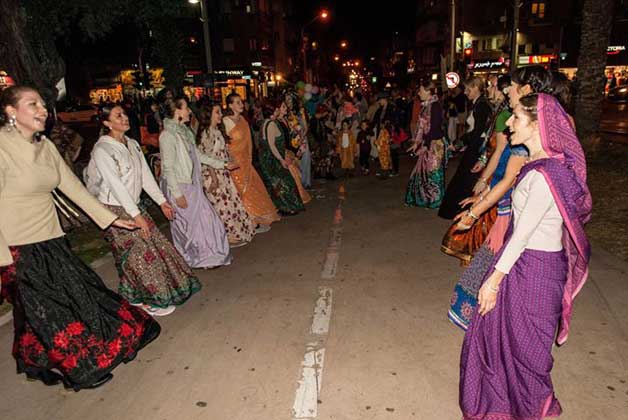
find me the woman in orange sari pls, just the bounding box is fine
[223,93,280,229]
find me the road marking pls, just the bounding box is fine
[291,184,345,420]
[311,287,333,335]
[292,343,326,419]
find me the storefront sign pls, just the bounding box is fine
[215,70,245,76]
[607,46,626,55]
[471,59,506,70]
[251,62,262,67]
[518,54,555,65]
[0,71,15,89]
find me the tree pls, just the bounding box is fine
[0,0,189,101]
[574,0,615,143]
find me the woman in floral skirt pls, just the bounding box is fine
[196,102,256,247]
[85,105,201,317]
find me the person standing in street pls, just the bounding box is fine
[159,96,231,269]
[459,93,591,420]
[223,93,280,229]
[86,105,202,317]
[0,86,160,391]
[196,102,256,247]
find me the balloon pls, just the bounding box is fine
[311,86,320,94]
[296,81,305,90]
[304,83,313,93]
[304,92,312,100]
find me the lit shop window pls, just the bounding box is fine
[531,2,546,19]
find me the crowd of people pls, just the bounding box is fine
[0,63,593,420]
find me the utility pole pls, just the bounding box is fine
[510,0,521,71]
[199,0,213,74]
[450,0,456,72]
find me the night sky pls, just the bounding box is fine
[299,1,418,60]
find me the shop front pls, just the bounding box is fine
[0,71,16,91]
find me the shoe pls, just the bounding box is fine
[84,373,113,390]
[255,224,271,234]
[229,241,248,249]
[143,305,176,317]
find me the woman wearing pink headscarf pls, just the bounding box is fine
[459,93,591,420]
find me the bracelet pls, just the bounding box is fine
[488,284,499,293]
[467,209,479,220]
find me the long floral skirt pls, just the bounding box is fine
[201,167,256,244]
[103,205,201,308]
[0,237,160,391]
[404,140,446,208]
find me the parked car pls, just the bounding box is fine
[607,85,628,103]
[57,104,98,123]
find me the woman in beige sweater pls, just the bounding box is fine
[0,86,160,391]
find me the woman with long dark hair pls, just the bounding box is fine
[438,77,492,219]
[258,100,306,215]
[85,105,201,317]
[196,102,256,246]
[159,95,231,268]
[404,80,445,208]
[448,67,554,329]
[223,93,279,228]
[0,86,160,390]
[459,93,591,419]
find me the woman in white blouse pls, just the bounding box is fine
[86,106,201,317]
[459,93,591,419]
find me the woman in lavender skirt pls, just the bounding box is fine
[158,96,231,269]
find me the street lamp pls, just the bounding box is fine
[340,41,348,49]
[188,0,213,74]
[301,9,330,83]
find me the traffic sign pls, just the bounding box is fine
[446,72,461,89]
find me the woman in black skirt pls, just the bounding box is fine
[438,77,492,219]
[0,86,160,391]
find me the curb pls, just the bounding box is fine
[0,252,113,328]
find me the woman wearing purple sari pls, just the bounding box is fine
[459,93,591,419]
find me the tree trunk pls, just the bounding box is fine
[0,0,45,87]
[574,0,614,144]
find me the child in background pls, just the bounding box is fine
[357,120,372,175]
[375,120,392,178]
[336,119,357,176]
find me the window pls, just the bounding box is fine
[223,38,235,52]
[249,38,257,51]
[518,44,526,54]
[531,2,546,19]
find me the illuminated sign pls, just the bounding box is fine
[251,62,262,67]
[607,46,626,55]
[471,58,507,70]
[518,54,555,65]
[215,70,245,76]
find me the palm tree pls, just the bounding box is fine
[574,0,615,143]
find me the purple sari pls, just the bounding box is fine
[459,94,591,420]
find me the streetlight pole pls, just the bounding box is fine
[301,10,329,83]
[450,0,456,72]
[189,0,213,74]
[510,0,521,72]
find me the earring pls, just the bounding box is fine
[7,115,17,131]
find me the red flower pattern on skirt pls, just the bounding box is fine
[14,304,148,374]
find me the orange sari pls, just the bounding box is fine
[226,117,280,225]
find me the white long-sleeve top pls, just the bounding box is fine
[494,169,564,274]
[86,135,166,218]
